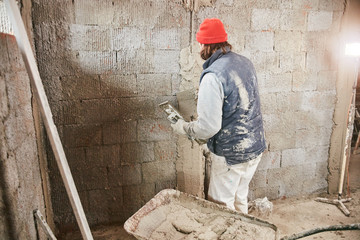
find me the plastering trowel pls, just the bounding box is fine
[159,101,205,145]
[159,101,184,124]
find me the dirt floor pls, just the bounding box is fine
[63,153,360,240]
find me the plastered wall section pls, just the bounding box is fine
[0,33,46,240]
[188,0,345,199]
[31,0,193,231]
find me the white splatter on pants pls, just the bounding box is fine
[208,153,262,214]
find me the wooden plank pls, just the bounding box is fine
[4,1,93,239]
[34,209,57,240]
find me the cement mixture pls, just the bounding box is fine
[135,201,276,240]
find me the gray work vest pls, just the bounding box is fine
[200,48,266,165]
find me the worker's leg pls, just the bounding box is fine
[207,154,242,210]
[234,154,262,214]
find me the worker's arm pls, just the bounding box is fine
[184,72,224,140]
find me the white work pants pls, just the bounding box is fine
[208,153,262,214]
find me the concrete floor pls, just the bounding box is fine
[63,153,360,240]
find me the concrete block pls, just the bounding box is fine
[0,75,8,119]
[100,74,137,97]
[63,124,102,147]
[250,0,280,9]
[155,180,176,193]
[103,121,137,145]
[0,34,10,72]
[111,27,145,51]
[108,164,141,187]
[6,36,24,72]
[250,185,280,200]
[120,142,154,164]
[257,150,281,170]
[259,93,278,114]
[267,131,296,151]
[301,177,327,194]
[279,52,305,72]
[74,0,114,25]
[6,71,32,109]
[154,141,177,162]
[250,169,267,188]
[152,50,180,73]
[306,51,333,72]
[88,189,110,224]
[292,71,317,92]
[291,0,319,9]
[123,164,142,186]
[150,28,182,50]
[307,11,333,31]
[258,72,292,93]
[65,147,87,170]
[251,9,280,31]
[142,161,176,183]
[85,145,120,167]
[282,148,306,167]
[295,127,332,148]
[101,97,155,122]
[299,91,336,111]
[137,74,172,96]
[76,51,117,74]
[122,185,143,217]
[138,119,172,142]
[69,24,111,51]
[276,92,303,112]
[55,75,101,101]
[294,109,334,130]
[306,146,329,164]
[245,32,274,53]
[262,112,296,134]
[68,99,103,125]
[317,71,337,91]
[251,52,280,74]
[280,10,306,31]
[301,32,327,52]
[139,183,156,205]
[107,187,124,222]
[274,31,302,52]
[83,167,108,190]
[315,161,328,179]
[116,48,152,74]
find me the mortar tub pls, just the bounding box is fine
[124,189,279,240]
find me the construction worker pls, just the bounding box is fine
[171,18,266,214]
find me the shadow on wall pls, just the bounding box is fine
[32,1,190,235]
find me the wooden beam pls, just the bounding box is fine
[4,0,93,239]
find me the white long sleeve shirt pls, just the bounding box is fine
[185,73,224,140]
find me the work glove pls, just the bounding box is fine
[171,119,188,135]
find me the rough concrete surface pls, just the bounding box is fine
[0,33,47,239]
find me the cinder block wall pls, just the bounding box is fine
[32,0,191,230]
[31,0,345,232]
[0,33,46,240]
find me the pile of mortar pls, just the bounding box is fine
[124,189,278,240]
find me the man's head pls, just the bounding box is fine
[196,18,232,60]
